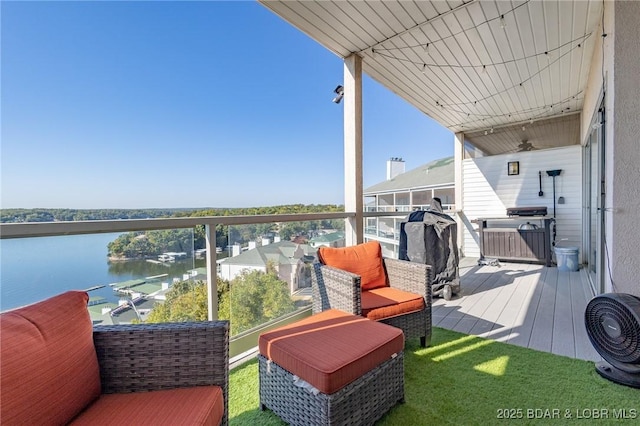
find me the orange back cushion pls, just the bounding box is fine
[0,291,101,425]
[318,241,387,290]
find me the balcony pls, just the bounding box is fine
[5,212,634,425]
[4,0,640,422]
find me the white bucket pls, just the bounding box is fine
[555,246,579,271]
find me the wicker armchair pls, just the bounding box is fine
[94,321,230,425]
[312,257,432,347]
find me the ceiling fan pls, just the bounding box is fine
[517,140,537,152]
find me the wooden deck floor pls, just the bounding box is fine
[433,258,602,362]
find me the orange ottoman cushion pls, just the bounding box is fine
[361,287,426,321]
[259,309,403,394]
[0,291,101,425]
[318,241,387,290]
[69,386,224,426]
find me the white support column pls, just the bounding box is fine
[343,54,363,246]
[205,224,218,321]
[454,132,464,256]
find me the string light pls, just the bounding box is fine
[469,109,579,138]
[367,1,530,56]
[360,0,592,133]
[385,33,589,73]
[437,38,588,109]
[451,91,584,129]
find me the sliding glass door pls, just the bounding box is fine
[584,99,605,294]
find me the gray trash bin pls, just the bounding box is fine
[555,246,579,271]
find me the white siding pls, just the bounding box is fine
[462,146,583,260]
[219,263,266,282]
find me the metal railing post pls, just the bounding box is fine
[205,223,218,321]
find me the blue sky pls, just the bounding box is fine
[1,1,453,209]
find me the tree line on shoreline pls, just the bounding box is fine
[0,204,344,223]
[1,205,345,259]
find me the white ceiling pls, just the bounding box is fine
[259,0,602,154]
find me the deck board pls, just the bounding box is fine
[552,271,576,357]
[488,264,541,343]
[507,266,547,348]
[571,270,601,360]
[433,259,600,362]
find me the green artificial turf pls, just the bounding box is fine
[229,327,639,425]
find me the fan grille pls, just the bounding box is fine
[585,294,640,370]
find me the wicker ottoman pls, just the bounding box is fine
[258,309,404,426]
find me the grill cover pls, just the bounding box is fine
[399,210,460,288]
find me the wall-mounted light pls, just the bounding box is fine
[508,161,520,176]
[332,85,344,104]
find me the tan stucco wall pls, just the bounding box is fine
[609,0,640,297]
[581,1,640,297]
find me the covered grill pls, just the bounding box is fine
[399,209,460,300]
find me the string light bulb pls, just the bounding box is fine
[500,15,506,28]
[424,43,430,54]
[481,65,487,74]
[421,63,427,74]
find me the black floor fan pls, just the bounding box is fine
[585,293,640,388]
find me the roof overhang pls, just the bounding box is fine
[259,0,601,153]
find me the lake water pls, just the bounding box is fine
[0,233,205,311]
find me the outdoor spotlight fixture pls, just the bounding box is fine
[332,85,344,104]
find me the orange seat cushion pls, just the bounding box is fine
[362,287,426,321]
[69,386,224,426]
[259,309,403,394]
[317,241,387,290]
[0,291,101,425]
